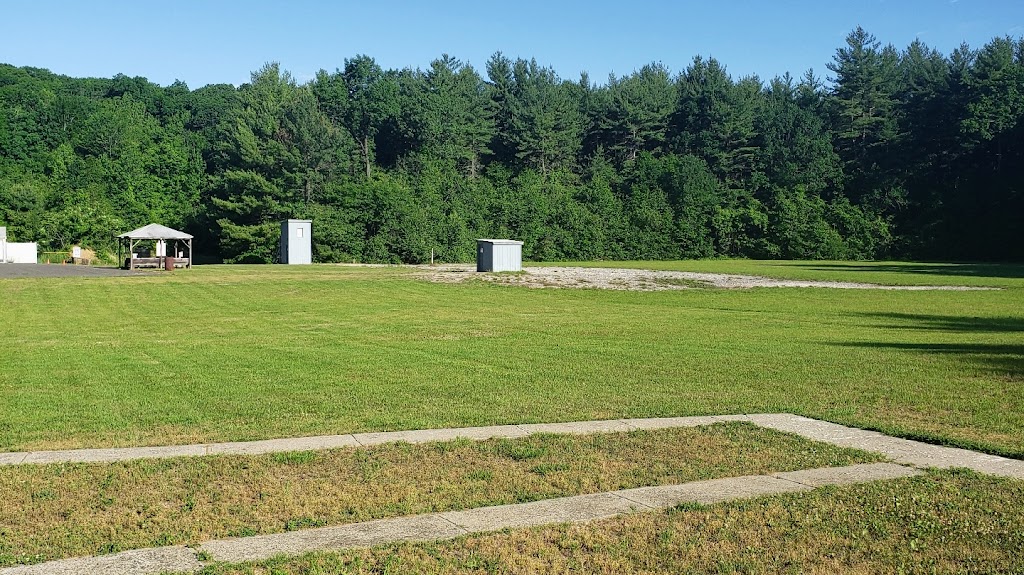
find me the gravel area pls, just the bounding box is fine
[0,264,138,279]
[417,264,997,291]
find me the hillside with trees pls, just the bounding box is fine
[1,28,1021,263]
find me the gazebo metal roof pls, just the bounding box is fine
[117,223,193,240]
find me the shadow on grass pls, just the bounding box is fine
[833,313,1023,458]
[833,342,1024,381]
[791,262,1024,280]
[856,312,1024,333]
[839,313,1024,380]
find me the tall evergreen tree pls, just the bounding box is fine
[827,27,902,212]
[210,63,332,262]
[598,63,675,165]
[671,57,760,188]
[493,58,583,176]
[421,55,495,177]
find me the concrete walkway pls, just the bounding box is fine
[3,414,1022,574]
[0,462,920,574]
[747,413,1024,478]
[2,414,1022,480]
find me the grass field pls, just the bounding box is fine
[0,423,879,566]
[1,260,1021,456]
[1,259,1022,572]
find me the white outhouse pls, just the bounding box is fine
[280,219,312,264]
[476,239,523,272]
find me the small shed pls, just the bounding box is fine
[280,219,312,265]
[117,224,193,270]
[477,239,523,272]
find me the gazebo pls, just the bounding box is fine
[116,224,193,270]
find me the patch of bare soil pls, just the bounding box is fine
[415,265,998,291]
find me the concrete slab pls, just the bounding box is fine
[749,414,1024,479]
[861,439,1024,478]
[206,434,359,456]
[516,420,633,435]
[8,412,1022,574]
[0,452,27,465]
[748,414,885,443]
[4,414,1020,481]
[615,475,811,509]
[712,414,753,423]
[441,492,641,532]
[959,455,1024,479]
[19,444,208,465]
[772,463,922,487]
[200,514,464,563]
[0,546,201,575]
[620,416,724,430]
[353,425,528,447]
[854,436,969,466]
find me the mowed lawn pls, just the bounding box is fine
[0,261,1021,456]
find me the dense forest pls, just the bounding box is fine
[1,28,1021,263]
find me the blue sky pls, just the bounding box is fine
[2,1,1021,88]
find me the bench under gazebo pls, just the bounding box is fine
[117,224,193,270]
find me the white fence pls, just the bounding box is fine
[1,241,38,263]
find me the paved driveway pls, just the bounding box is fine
[0,264,138,278]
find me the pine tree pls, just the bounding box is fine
[827,27,902,212]
[598,63,675,165]
[210,63,333,262]
[421,55,495,177]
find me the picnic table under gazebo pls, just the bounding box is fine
[117,224,193,270]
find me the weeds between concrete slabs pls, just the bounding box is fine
[1,415,1022,574]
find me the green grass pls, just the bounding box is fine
[0,261,1021,457]
[0,423,879,566]
[183,469,1024,575]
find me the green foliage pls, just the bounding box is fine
[765,186,846,260]
[599,63,676,165]
[420,55,495,177]
[0,31,1022,262]
[209,63,338,262]
[489,56,583,176]
[828,27,902,208]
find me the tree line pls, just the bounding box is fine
[1,27,1021,263]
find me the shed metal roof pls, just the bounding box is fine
[117,223,193,240]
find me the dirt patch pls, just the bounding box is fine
[417,265,998,291]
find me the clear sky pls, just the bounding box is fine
[2,0,1021,88]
